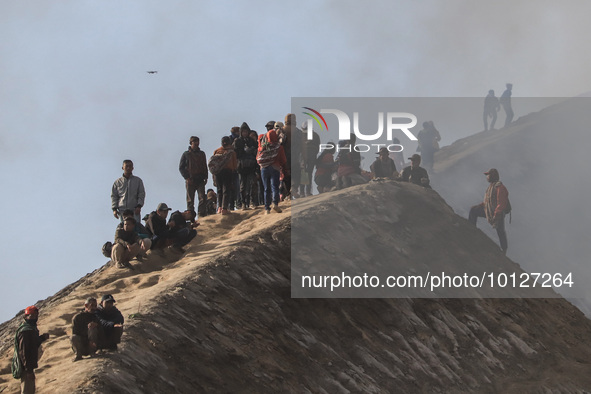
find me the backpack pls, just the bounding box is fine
[256,135,279,168]
[495,182,512,223]
[102,241,113,258]
[12,323,34,379]
[208,151,232,175]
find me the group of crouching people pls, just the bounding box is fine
[71,295,124,360]
[12,296,124,393]
[108,205,198,269]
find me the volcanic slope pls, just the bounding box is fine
[1,182,591,393]
[431,97,591,315]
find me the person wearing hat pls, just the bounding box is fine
[12,305,49,393]
[264,120,276,132]
[145,203,174,248]
[95,295,124,351]
[111,159,145,223]
[370,147,398,179]
[483,89,500,131]
[179,136,208,218]
[468,168,509,254]
[500,83,514,127]
[399,154,431,188]
[71,297,99,362]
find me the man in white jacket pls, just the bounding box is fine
[111,160,146,223]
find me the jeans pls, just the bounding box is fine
[261,166,280,210]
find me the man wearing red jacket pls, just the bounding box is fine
[469,168,509,254]
[257,127,287,214]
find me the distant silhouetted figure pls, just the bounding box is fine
[416,121,441,172]
[468,168,509,254]
[500,83,513,127]
[483,90,500,131]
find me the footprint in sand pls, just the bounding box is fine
[58,312,77,324]
[137,274,161,289]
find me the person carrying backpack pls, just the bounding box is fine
[212,136,238,214]
[257,127,287,214]
[12,305,49,394]
[468,168,510,254]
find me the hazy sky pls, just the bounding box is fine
[2,0,591,323]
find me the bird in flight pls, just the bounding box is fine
[147,71,158,74]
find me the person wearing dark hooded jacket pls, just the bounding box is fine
[95,295,124,350]
[469,168,509,253]
[233,123,258,209]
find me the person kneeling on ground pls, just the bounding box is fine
[71,297,99,362]
[95,295,123,351]
[111,216,151,269]
[167,209,198,251]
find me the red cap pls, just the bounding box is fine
[24,305,39,315]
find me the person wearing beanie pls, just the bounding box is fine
[12,305,49,393]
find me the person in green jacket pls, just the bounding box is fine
[12,305,49,394]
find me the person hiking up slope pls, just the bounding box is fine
[483,89,500,131]
[469,168,510,254]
